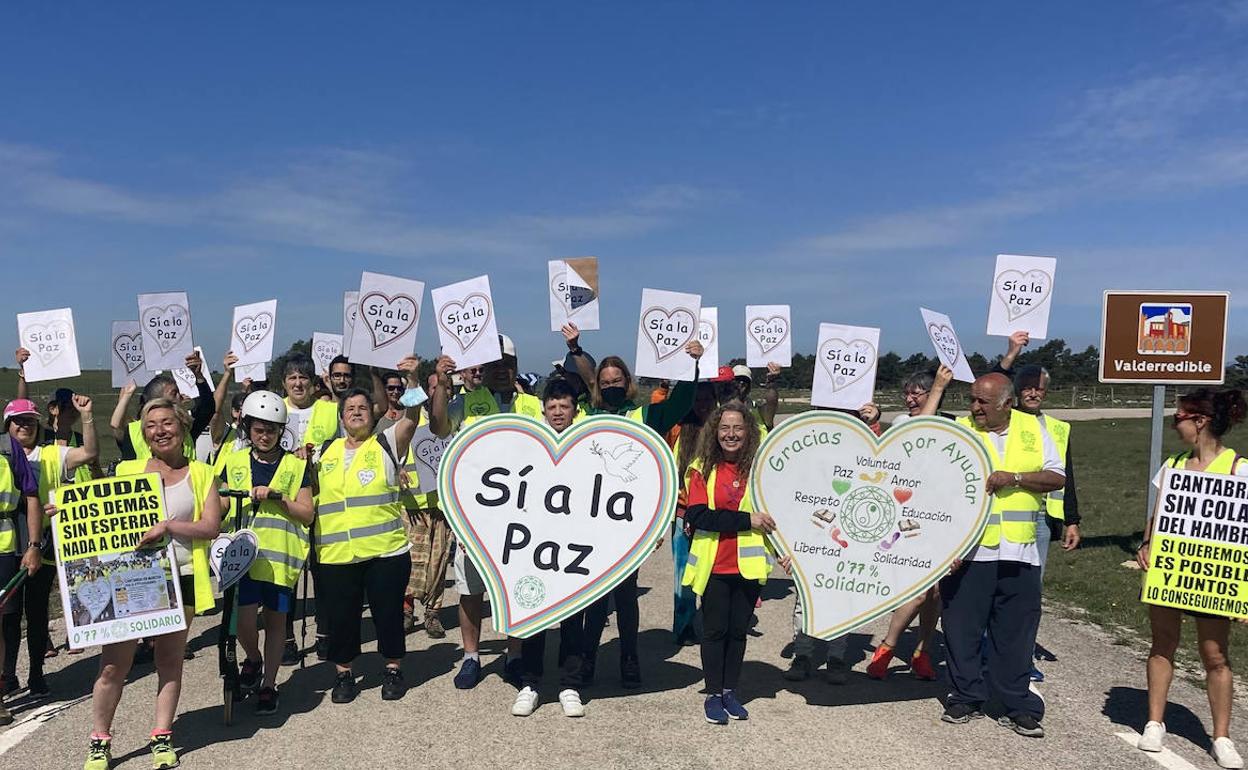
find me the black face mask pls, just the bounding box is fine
[601,386,628,407]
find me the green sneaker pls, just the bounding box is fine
[148,733,178,769]
[83,737,112,770]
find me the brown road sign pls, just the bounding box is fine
[1099,291,1229,384]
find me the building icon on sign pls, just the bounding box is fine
[1137,303,1192,355]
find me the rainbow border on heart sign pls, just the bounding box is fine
[752,411,994,641]
[438,413,677,638]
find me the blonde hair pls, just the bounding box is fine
[139,398,192,446]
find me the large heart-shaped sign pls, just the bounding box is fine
[113,332,145,374]
[995,269,1053,322]
[439,414,676,637]
[76,579,114,621]
[641,306,697,362]
[209,529,259,590]
[360,292,418,348]
[23,320,74,366]
[818,338,876,392]
[753,412,992,639]
[437,292,493,353]
[551,270,596,315]
[234,312,275,353]
[141,304,191,354]
[927,323,961,365]
[748,315,789,355]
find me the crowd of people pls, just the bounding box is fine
[0,325,1245,770]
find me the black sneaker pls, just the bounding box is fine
[256,687,279,715]
[381,667,406,701]
[27,673,49,696]
[941,702,985,724]
[239,659,261,692]
[620,656,641,689]
[281,639,301,666]
[330,671,358,704]
[503,657,524,688]
[315,636,329,662]
[1000,713,1045,738]
[0,673,18,696]
[784,655,813,682]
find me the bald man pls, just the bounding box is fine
[922,368,1065,738]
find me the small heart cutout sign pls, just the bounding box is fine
[641,306,697,362]
[927,323,961,365]
[754,412,992,640]
[437,292,493,353]
[113,333,145,374]
[818,338,876,391]
[747,315,789,355]
[234,312,274,353]
[141,304,191,355]
[360,292,419,348]
[439,414,676,637]
[209,529,259,590]
[995,269,1053,322]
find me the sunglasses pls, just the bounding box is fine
[385,385,405,392]
[1173,412,1203,426]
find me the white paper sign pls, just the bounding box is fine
[138,292,194,371]
[986,254,1057,339]
[754,412,992,640]
[548,257,601,332]
[170,346,207,399]
[812,323,880,410]
[920,307,975,383]
[351,273,424,369]
[342,291,359,358]
[110,321,157,388]
[409,425,451,494]
[234,362,266,382]
[230,299,278,366]
[697,307,720,378]
[745,304,792,368]
[432,275,501,370]
[17,307,81,382]
[635,288,701,381]
[312,332,343,376]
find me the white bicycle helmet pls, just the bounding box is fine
[240,390,288,425]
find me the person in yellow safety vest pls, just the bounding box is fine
[280,354,342,454]
[923,367,1064,739]
[315,355,424,705]
[430,334,538,690]
[681,401,778,725]
[724,363,781,432]
[81,398,223,770]
[109,349,217,462]
[222,391,314,717]
[0,409,43,728]
[2,395,98,698]
[211,392,249,474]
[1136,388,1248,768]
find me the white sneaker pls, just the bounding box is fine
[1138,721,1165,752]
[511,686,539,717]
[1212,737,1245,769]
[559,688,585,718]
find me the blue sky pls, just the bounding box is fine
[2,2,1246,374]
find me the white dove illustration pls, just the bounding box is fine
[589,440,645,483]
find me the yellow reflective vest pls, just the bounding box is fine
[285,398,341,447]
[1166,448,1241,475]
[461,389,543,426]
[222,450,310,589]
[958,410,1047,547]
[315,434,408,564]
[115,459,218,616]
[1037,414,1070,522]
[128,420,196,462]
[0,457,19,555]
[681,460,774,596]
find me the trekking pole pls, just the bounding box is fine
[0,568,28,612]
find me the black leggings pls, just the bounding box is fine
[700,573,761,693]
[318,552,411,666]
[3,563,54,679]
[520,611,587,691]
[584,571,639,664]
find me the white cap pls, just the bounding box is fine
[500,334,517,359]
[732,365,753,381]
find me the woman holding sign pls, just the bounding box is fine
[681,401,777,725]
[314,356,423,705]
[1137,388,1247,768]
[82,398,223,770]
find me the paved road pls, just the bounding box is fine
[2,552,1242,770]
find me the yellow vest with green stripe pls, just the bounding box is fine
[1167,449,1241,474]
[0,457,19,555]
[1037,414,1070,522]
[315,434,407,564]
[286,398,341,446]
[222,450,309,589]
[128,420,196,462]
[461,389,543,426]
[212,424,247,475]
[957,410,1046,547]
[115,459,218,616]
[680,460,773,596]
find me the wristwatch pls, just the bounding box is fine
[27,540,44,551]
[1013,472,1023,487]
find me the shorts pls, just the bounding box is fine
[0,553,20,616]
[453,542,485,596]
[237,574,295,613]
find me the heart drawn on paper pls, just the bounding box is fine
[438,414,676,637]
[357,469,377,487]
[818,338,876,392]
[234,312,274,353]
[141,304,191,355]
[995,269,1053,322]
[209,530,259,590]
[76,579,113,621]
[551,270,596,315]
[437,293,492,353]
[344,300,358,332]
[927,323,961,365]
[171,364,197,394]
[747,316,789,355]
[312,339,341,373]
[641,306,697,362]
[697,319,716,347]
[113,333,145,374]
[414,436,449,473]
[359,292,418,349]
[832,479,851,496]
[23,320,74,366]
[754,411,992,640]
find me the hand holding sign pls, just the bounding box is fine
[986,255,1056,339]
[635,288,701,381]
[432,275,500,370]
[548,257,601,332]
[920,307,974,383]
[352,272,424,369]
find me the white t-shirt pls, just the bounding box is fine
[164,475,197,577]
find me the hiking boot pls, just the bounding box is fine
[825,656,849,685]
[784,655,813,682]
[256,687,279,715]
[941,702,985,724]
[867,645,894,680]
[511,686,539,716]
[330,671,358,704]
[83,737,111,770]
[911,651,937,681]
[453,658,482,690]
[238,659,261,692]
[148,733,178,769]
[620,656,642,689]
[1138,721,1165,752]
[999,713,1045,738]
[425,614,446,639]
[403,611,418,634]
[704,695,728,725]
[381,667,406,701]
[280,639,301,666]
[721,689,749,720]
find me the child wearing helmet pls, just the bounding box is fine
[219,390,315,716]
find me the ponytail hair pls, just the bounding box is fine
[1178,388,1248,438]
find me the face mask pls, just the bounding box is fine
[601,386,627,407]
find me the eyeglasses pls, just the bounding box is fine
[904,389,929,398]
[1173,412,1203,426]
